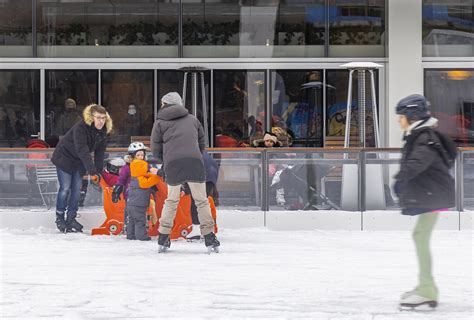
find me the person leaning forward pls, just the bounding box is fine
[51,104,113,233]
[150,92,220,253]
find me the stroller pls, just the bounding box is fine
[92,171,218,239]
[276,163,340,210]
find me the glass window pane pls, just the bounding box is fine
[101,70,154,147]
[425,69,474,145]
[0,70,40,147]
[0,0,32,57]
[326,69,378,147]
[329,0,386,57]
[45,70,98,147]
[214,70,265,147]
[183,0,325,58]
[37,0,178,58]
[271,70,324,147]
[423,0,473,57]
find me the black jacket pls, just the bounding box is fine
[51,105,113,175]
[395,123,455,214]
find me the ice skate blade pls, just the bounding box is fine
[186,236,202,242]
[207,246,219,254]
[399,301,437,311]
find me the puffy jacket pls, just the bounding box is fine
[127,159,160,207]
[150,103,206,186]
[51,105,113,175]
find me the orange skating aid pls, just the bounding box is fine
[92,175,218,239]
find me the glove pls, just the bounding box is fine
[150,185,158,193]
[393,180,403,198]
[90,174,101,185]
[112,185,124,203]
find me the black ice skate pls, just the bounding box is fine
[55,211,67,233]
[157,233,171,253]
[399,293,437,311]
[204,232,220,254]
[66,215,83,233]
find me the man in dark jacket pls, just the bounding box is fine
[151,92,220,253]
[394,94,456,310]
[51,104,113,233]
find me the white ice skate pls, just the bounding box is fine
[186,224,202,242]
[275,188,286,206]
[399,293,437,311]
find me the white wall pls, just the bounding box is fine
[387,0,423,147]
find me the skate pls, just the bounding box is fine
[186,224,202,242]
[55,211,67,233]
[399,293,438,311]
[204,232,220,254]
[275,188,286,206]
[157,233,171,253]
[66,215,83,233]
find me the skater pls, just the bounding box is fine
[125,155,160,241]
[51,104,113,233]
[151,92,219,253]
[394,94,456,310]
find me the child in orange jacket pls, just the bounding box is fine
[126,158,160,241]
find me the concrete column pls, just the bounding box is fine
[387,0,423,147]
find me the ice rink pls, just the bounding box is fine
[1,211,473,319]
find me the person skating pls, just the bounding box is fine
[394,94,456,310]
[151,92,219,253]
[51,104,113,233]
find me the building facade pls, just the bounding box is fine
[0,0,473,148]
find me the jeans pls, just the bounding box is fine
[56,168,83,218]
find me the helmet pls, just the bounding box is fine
[128,142,147,154]
[105,157,126,175]
[395,94,431,121]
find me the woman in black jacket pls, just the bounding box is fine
[394,94,455,310]
[51,104,113,233]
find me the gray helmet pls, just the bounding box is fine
[395,94,431,121]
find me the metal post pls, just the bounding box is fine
[358,151,366,216]
[192,73,198,116]
[344,70,354,148]
[457,151,464,213]
[357,70,366,148]
[210,69,214,147]
[200,72,209,147]
[322,69,326,146]
[262,149,268,219]
[182,72,188,108]
[40,69,45,140]
[369,70,380,148]
[154,69,158,119]
[32,0,37,57]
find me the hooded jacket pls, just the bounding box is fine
[150,103,206,186]
[51,104,113,175]
[127,159,161,207]
[395,117,455,214]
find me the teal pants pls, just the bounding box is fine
[412,212,439,300]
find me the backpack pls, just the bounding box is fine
[427,129,457,168]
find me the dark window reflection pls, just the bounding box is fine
[329,0,385,57]
[45,70,98,147]
[0,0,32,57]
[326,69,378,147]
[214,70,265,147]
[37,0,179,58]
[425,69,474,145]
[183,0,325,58]
[271,70,324,147]
[422,0,473,57]
[102,70,154,147]
[0,70,40,147]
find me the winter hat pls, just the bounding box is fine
[263,132,278,144]
[161,92,183,107]
[396,94,431,122]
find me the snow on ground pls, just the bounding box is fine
[0,214,473,319]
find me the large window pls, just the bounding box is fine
[425,69,474,146]
[423,0,473,57]
[213,70,265,147]
[271,70,324,147]
[45,70,98,147]
[329,0,386,57]
[37,0,179,58]
[0,70,40,147]
[326,69,378,147]
[183,0,325,58]
[101,70,154,147]
[0,0,32,57]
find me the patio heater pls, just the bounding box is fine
[340,62,382,148]
[178,66,209,146]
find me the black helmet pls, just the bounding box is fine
[105,158,125,175]
[395,94,431,121]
